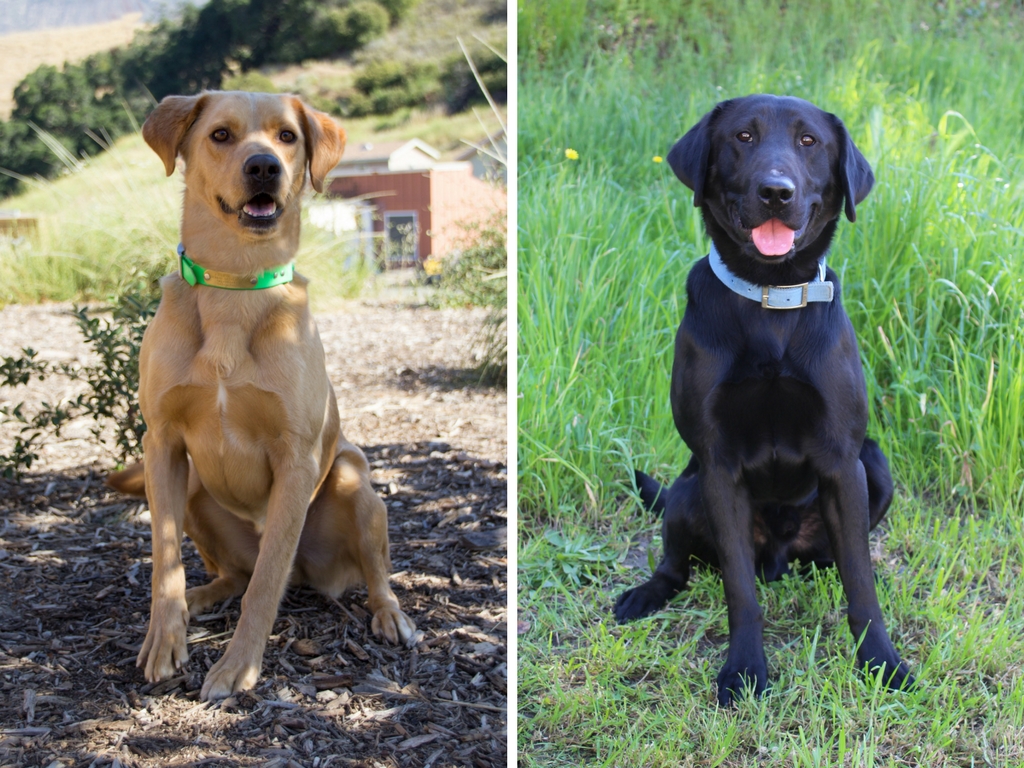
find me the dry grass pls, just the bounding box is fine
[0,13,146,119]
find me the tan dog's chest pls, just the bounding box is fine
[141,285,334,522]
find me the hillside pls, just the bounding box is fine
[0,0,200,34]
[0,13,147,119]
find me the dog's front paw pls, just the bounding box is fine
[716,656,769,707]
[137,598,190,683]
[857,644,915,693]
[201,648,262,701]
[613,573,681,622]
[371,605,416,645]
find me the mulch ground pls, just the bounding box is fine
[0,294,507,768]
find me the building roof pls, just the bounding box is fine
[336,138,441,166]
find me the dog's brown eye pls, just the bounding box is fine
[737,131,753,143]
[211,129,229,142]
[800,134,816,146]
[280,130,296,143]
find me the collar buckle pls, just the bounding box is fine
[762,283,808,310]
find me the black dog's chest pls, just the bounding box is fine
[710,366,824,500]
[713,371,823,449]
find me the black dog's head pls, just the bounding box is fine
[668,94,872,283]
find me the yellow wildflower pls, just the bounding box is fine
[652,155,663,163]
[565,148,579,160]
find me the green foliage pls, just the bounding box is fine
[343,2,392,47]
[441,213,507,385]
[1,293,157,479]
[440,47,507,114]
[374,0,419,24]
[308,2,391,59]
[347,60,440,117]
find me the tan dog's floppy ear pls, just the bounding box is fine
[293,98,346,194]
[142,94,208,176]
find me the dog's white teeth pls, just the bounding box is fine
[243,201,277,218]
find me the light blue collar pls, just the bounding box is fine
[708,243,834,310]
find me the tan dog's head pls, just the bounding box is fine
[142,91,345,239]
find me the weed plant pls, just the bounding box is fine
[1,293,156,477]
[518,0,1024,764]
[440,212,508,384]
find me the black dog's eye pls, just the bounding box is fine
[800,134,816,146]
[211,129,230,142]
[737,131,753,143]
[280,130,296,143]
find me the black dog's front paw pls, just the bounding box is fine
[613,573,681,622]
[856,634,915,693]
[861,653,915,693]
[716,655,769,707]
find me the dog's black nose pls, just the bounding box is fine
[244,154,281,182]
[757,176,795,205]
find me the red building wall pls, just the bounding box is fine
[429,167,507,257]
[328,165,506,261]
[328,171,433,256]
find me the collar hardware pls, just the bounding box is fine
[763,283,807,310]
[177,244,294,290]
[709,243,834,310]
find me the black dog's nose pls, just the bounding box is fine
[244,154,281,182]
[757,176,795,205]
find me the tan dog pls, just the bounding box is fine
[106,91,415,701]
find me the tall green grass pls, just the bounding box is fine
[519,1,1024,764]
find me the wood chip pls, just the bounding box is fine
[291,638,320,656]
[345,638,370,661]
[398,733,440,750]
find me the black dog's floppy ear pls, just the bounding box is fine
[667,101,730,208]
[831,114,874,222]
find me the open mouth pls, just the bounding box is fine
[238,193,282,228]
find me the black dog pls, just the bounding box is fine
[614,95,914,706]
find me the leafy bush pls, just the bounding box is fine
[343,2,391,47]
[439,214,507,386]
[1,293,157,479]
[347,60,440,116]
[311,2,391,59]
[374,0,419,24]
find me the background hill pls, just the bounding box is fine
[0,13,146,118]
[0,0,506,198]
[0,0,202,34]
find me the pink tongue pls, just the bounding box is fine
[244,200,276,217]
[751,219,796,256]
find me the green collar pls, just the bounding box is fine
[177,244,294,290]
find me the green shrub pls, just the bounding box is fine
[354,60,407,93]
[374,0,419,24]
[1,293,157,479]
[312,2,390,58]
[344,2,391,47]
[349,60,440,116]
[440,213,507,385]
[343,91,374,117]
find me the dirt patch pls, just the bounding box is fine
[0,297,507,767]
